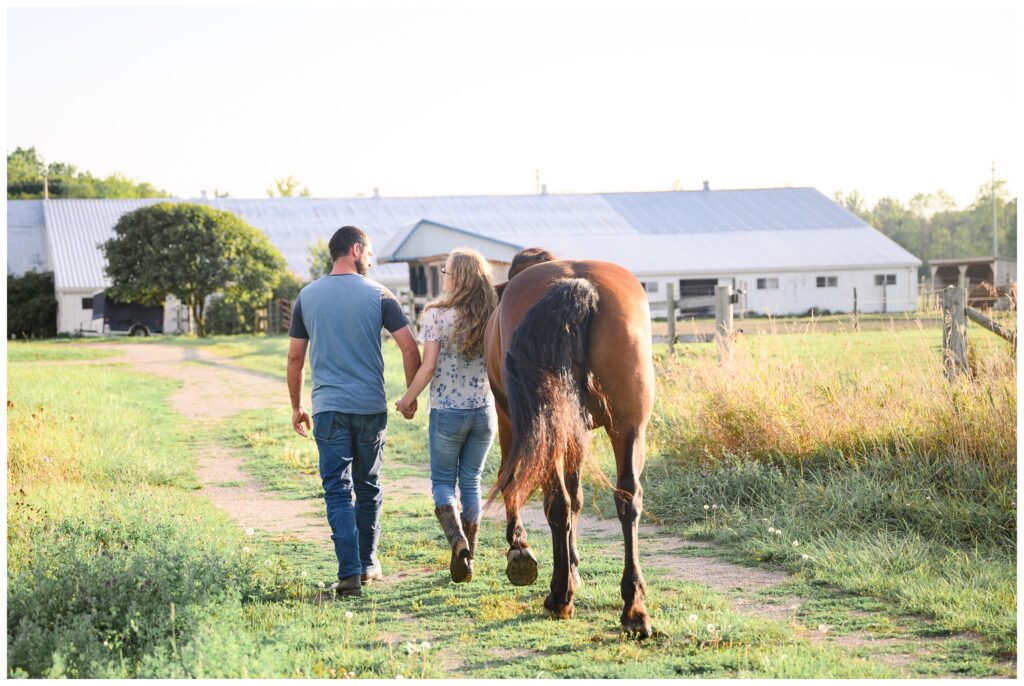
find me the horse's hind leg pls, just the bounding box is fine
[498,405,538,586]
[610,426,652,638]
[542,469,576,619]
[566,467,582,589]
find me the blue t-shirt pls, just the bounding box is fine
[289,274,409,415]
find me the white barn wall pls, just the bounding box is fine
[642,266,918,317]
[57,290,98,334]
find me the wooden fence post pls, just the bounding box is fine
[942,286,969,380]
[404,291,417,335]
[852,287,859,331]
[665,282,676,354]
[715,284,734,362]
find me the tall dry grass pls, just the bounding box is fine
[650,328,1016,473]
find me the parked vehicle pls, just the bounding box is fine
[90,291,164,336]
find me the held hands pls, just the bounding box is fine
[395,394,417,420]
[292,406,311,437]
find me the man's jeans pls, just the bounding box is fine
[429,406,497,522]
[312,411,387,580]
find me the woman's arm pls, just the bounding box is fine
[395,340,439,415]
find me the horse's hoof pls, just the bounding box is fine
[543,595,575,619]
[506,546,538,586]
[621,613,653,639]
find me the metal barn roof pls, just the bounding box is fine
[517,228,921,275]
[7,200,50,275]
[11,187,917,292]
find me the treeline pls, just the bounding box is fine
[834,182,1017,274]
[7,147,170,200]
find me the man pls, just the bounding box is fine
[288,225,421,597]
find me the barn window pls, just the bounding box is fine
[82,297,93,310]
[756,278,778,290]
[816,276,838,288]
[874,274,896,286]
[641,281,660,294]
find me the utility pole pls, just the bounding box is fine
[992,160,998,258]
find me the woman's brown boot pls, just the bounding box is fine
[461,516,479,582]
[435,505,471,582]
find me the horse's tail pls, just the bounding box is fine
[490,278,599,511]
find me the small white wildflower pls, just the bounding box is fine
[712,504,718,510]
[801,554,810,561]
[264,559,272,568]
[404,641,417,655]
[703,504,710,511]
[245,527,255,536]
[318,581,325,589]
[242,546,251,554]
[706,623,716,633]
[791,540,799,548]
[925,495,931,501]
[420,641,431,651]
[688,613,698,623]
[768,527,775,534]
[775,529,783,537]
[817,624,832,634]
[300,570,308,578]
[345,611,354,620]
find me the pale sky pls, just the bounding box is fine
[5,5,1019,208]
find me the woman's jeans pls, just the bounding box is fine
[429,406,497,522]
[312,411,386,581]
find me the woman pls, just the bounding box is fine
[396,248,499,583]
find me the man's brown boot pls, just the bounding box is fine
[331,574,362,597]
[361,566,384,585]
[435,505,471,583]
[461,516,480,582]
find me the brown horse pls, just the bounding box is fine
[484,259,655,637]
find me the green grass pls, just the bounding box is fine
[8,329,1016,677]
[7,341,118,362]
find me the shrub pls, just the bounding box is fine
[7,270,57,338]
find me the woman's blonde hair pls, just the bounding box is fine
[423,248,498,358]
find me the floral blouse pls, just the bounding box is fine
[418,307,493,410]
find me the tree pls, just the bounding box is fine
[7,271,58,339]
[836,180,1017,278]
[206,270,305,335]
[307,237,334,281]
[7,147,170,199]
[266,174,311,198]
[101,203,285,337]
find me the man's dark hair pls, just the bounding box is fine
[328,226,369,261]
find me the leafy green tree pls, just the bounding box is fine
[7,271,58,339]
[7,147,170,199]
[307,237,334,281]
[837,181,1017,277]
[206,270,305,335]
[101,203,285,337]
[266,174,311,198]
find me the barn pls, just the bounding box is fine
[7,186,921,334]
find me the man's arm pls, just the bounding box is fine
[287,336,311,436]
[391,326,422,416]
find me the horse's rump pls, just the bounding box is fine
[490,278,598,510]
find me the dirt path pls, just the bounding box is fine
[90,344,327,544]
[81,343,1011,676]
